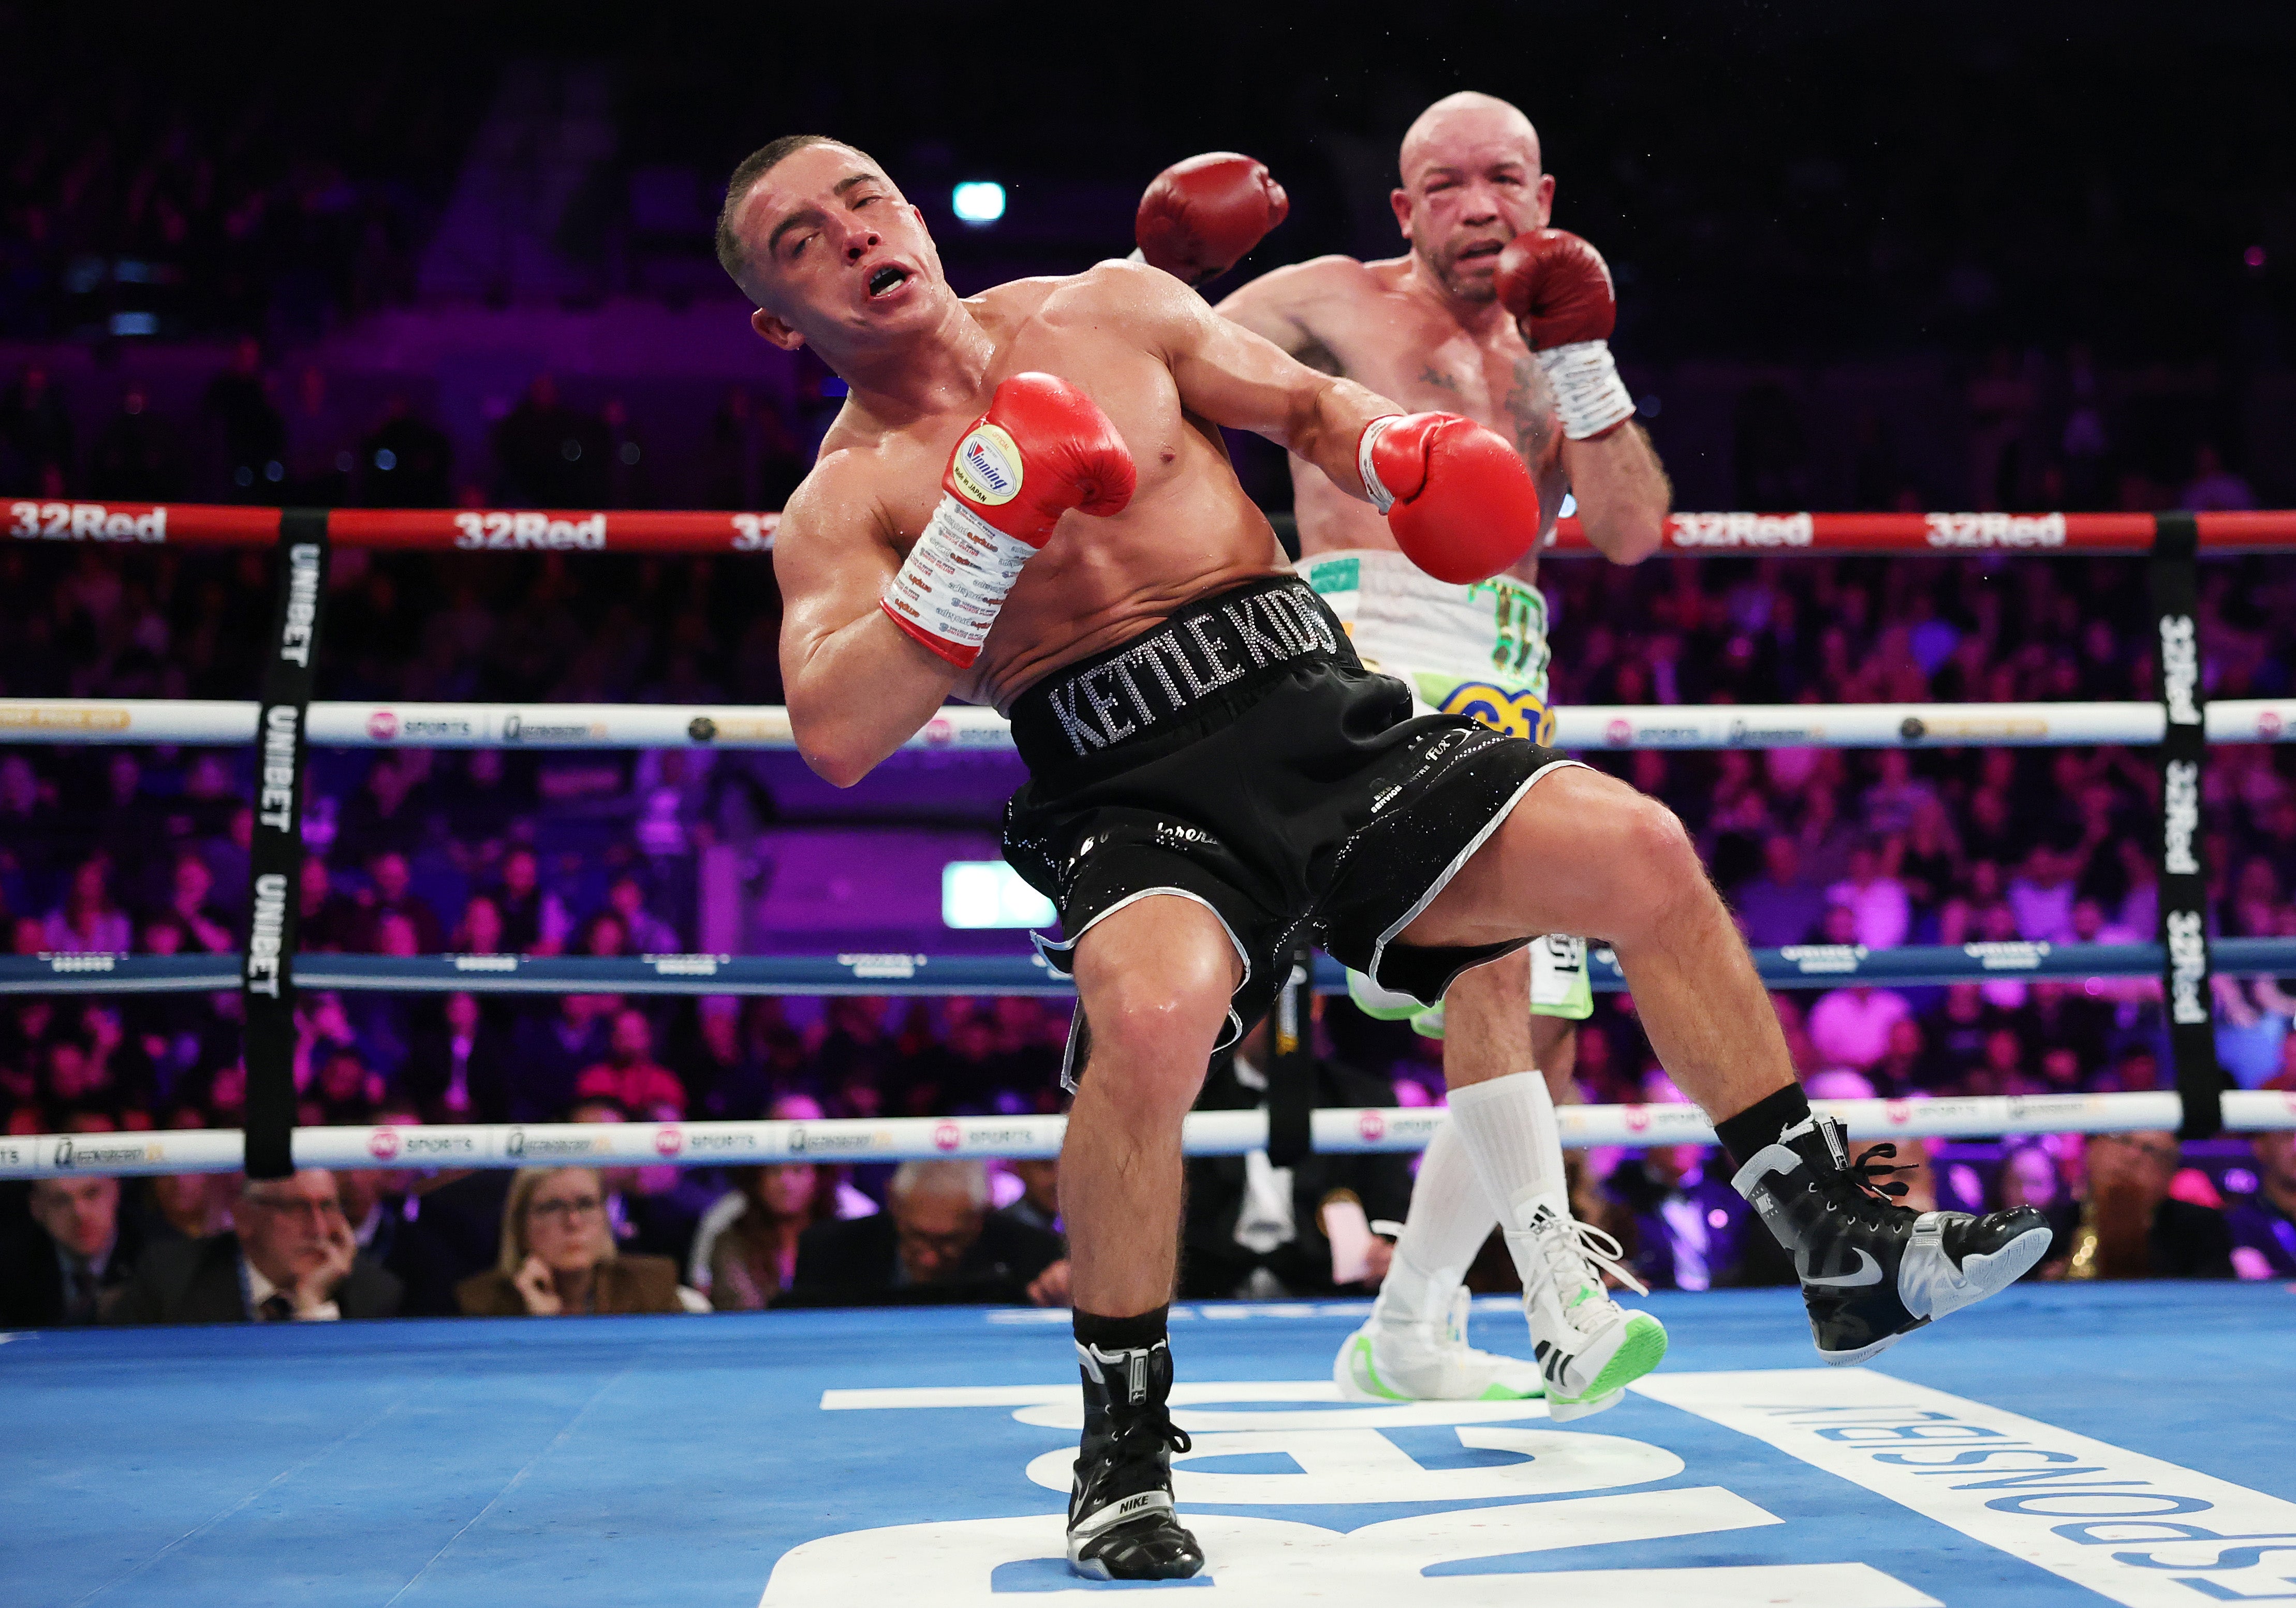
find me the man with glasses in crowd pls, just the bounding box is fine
[107,1168,403,1324]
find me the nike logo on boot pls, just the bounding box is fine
[1801,1248,1884,1288]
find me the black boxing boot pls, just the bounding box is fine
[1733,1113,2052,1364]
[1067,1318,1202,1581]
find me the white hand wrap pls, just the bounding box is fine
[881,496,1038,660]
[1533,339,1636,440]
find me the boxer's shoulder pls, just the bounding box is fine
[1037,257,1198,326]
[1226,253,1386,316]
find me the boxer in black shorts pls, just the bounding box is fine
[1005,574,1574,1069]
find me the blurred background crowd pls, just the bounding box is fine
[4,0,2295,1324]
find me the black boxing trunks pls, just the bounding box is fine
[1000,574,1583,1082]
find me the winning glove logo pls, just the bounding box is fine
[951,424,1023,506]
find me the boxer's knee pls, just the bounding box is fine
[1602,792,1703,941]
[1072,909,1236,1124]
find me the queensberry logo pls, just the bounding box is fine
[785,1125,881,1156]
[504,1129,610,1159]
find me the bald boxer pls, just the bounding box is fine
[719,132,2050,1582]
[1161,93,1672,1414]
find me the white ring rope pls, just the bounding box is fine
[4,1090,2290,1181]
[1,697,2289,750]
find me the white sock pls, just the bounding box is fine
[1376,1120,1500,1324]
[1445,1071,1570,1286]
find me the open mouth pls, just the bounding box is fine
[867,265,910,298]
[1456,239,1507,265]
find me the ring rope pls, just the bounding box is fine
[9,500,2296,555]
[4,1088,2291,1183]
[5,938,2291,997]
[2,697,2289,750]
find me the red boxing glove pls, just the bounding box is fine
[882,374,1137,668]
[1358,413,1542,585]
[1494,228,1617,349]
[1136,153,1289,286]
[1494,228,1635,441]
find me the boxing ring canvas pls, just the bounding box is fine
[8,1281,2293,1607]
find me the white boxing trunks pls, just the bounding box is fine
[1306,548,1591,1023]
[1301,547,1557,744]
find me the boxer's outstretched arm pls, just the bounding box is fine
[1120,262,1395,501]
[775,467,964,787]
[1561,422,1670,563]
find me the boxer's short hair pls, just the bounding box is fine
[715,134,885,295]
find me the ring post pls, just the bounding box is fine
[1265,941,1317,1168]
[2150,510,2224,1140]
[242,509,330,1179]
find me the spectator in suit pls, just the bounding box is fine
[788,1159,1066,1306]
[1179,1028,1415,1302]
[298,856,364,953]
[506,995,612,1122]
[997,1158,1062,1237]
[455,1167,684,1317]
[402,992,512,1123]
[0,1175,143,1326]
[381,1166,511,1319]
[106,1169,402,1324]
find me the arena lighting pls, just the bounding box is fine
[951,181,1006,225]
[942,860,1056,928]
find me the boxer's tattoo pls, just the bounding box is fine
[1292,333,1345,377]
[1417,364,1463,394]
[1500,357,1554,463]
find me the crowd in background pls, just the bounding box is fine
[0,350,815,517]
[0,15,483,344]
[6,2,2296,1322]
[4,6,2291,379]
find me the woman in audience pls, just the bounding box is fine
[707,1162,842,1310]
[42,858,133,954]
[457,1166,685,1317]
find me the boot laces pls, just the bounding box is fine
[1441,1284,1473,1351]
[1822,1141,1920,1225]
[1532,1209,1650,1307]
[1107,1408,1192,1462]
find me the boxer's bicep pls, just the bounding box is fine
[775,471,960,786]
[1165,297,1390,465]
[773,472,899,680]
